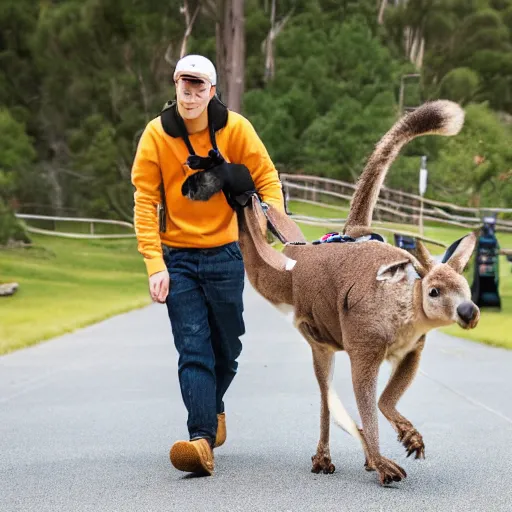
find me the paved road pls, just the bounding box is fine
[1,284,512,512]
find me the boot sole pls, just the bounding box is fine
[170,442,213,476]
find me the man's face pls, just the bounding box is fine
[176,78,215,120]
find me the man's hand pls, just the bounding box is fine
[149,270,170,303]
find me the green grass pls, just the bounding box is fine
[0,235,150,355]
[1,201,511,355]
[289,199,512,350]
[288,200,350,218]
[27,218,134,235]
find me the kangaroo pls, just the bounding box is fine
[182,100,480,485]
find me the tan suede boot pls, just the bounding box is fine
[214,413,226,448]
[170,438,214,476]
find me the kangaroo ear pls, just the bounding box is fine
[445,232,477,274]
[410,240,436,278]
[376,259,410,282]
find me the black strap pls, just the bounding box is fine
[175,111,196,155]
[160,96,228,156]
[257,196,289,245]
[157,97,229,232]
[209,120,218,152]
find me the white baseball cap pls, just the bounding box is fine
[173,55,217,86]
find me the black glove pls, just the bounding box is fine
[182,154,256,209]
[186,149,224,171]
[217,162,256,203]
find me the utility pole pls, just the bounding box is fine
[418,155,428,236]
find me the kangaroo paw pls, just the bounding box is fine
[368,456,407,485]
[311,453,335,474]
[397,424,425,459]
[364,458,376,472]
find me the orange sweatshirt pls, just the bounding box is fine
[131,109,284,276]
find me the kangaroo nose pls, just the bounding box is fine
[457,301,478,323]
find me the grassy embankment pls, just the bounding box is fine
[1,201,510,354]
[0,234,150,355]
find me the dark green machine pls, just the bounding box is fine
[471,216,501,309]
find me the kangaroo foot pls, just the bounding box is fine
[311,453,335,474]
[397,423,425,459]
[367,456,407,485]
[364,458,375,472]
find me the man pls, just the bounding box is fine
[131,54,284,476]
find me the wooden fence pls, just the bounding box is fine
[15,214,135,239]
[13,176,512,244]
[280,174,512,233]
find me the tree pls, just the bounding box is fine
[438,67,480,104]
[1,0,511,218]
[198,0,245,110]
[0,109,35,244]
[262,0,295,82]
[208,0,246,111]
[427,103,512,207]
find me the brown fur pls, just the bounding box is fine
[237,101,479,485]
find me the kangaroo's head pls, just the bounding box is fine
[412,234,480,330]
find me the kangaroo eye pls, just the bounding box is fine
[429,288,440,298]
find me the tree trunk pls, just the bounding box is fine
[215,0,245,112]
[264,0,276,82]
[42,162,64,216]
[399,0,425,70]
[404,26,424,70]
[229,0,245,112]
[215,1,228,101]
[163,1,201,70]
[262,1,293,84]
[179,0,201,58]
[378,0,388,25]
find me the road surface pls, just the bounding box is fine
[1,284,512,511]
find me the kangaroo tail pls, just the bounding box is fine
[343,100,464,235]
[326,360,363,442]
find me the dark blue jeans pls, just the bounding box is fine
[163,242,245,444]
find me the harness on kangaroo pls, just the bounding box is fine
[312,231,385,245]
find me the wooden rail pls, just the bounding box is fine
[281,174,512,233]
[15,214,135,239]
